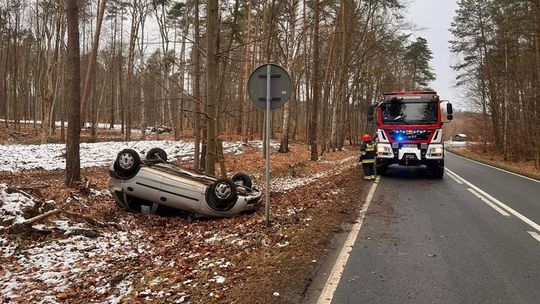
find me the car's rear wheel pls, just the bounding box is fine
[206,178,238,211]
[146,147,167,162]
[113,149,141,179]
[231,173,253,188]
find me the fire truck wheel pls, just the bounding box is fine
[432,167,444,179]
[376,164,388,176]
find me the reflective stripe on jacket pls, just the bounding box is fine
[360,141,376,163]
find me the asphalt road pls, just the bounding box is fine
[321,152,540,304]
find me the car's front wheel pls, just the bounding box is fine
[113,149,141,179]
[206,178,238,211]
[146,147,167,162]
[231,173,253,188]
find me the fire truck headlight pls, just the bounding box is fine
[377,144,390,153]
[428,145,444,157]
[377,144,392,157]
[431,147,443,154]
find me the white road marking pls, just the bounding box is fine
[447,151,540,184]
[467,188,511,217]
[528,231,540,243]
[317,176,381,304]
[446,168,540,233]
[445,170,463,184]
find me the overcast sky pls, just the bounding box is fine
[407,0,463,108]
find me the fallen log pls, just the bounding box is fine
[22,209,61,225]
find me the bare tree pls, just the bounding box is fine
[309,0,320,161]
[65,0,82,186]
[205,0,219,174]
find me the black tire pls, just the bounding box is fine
[113,149,141,179]
[206,178,238,211]
[231,172,253,188]
[427,160,444,179]
[146,147,167,162]
[432,166,444,179]
[376,164,388,176]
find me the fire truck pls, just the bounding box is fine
[367,91,453,178]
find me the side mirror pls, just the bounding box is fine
[446,102,454,121]
[367,104,375,122]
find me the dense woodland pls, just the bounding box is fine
[0,0,437,181]
[4,0,538,182]
[451,0,540,167]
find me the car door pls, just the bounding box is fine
[159,173,204,213]
[122,167,163,203]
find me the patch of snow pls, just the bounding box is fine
[0,236,16,257]
[210,275,225,284]
[107,279,134,304]
[0,140,273,172]
[0,232,147,303]
[276,241,289,248]
[0,183,37,225]
[271,156,356,192]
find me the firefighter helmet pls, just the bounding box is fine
[362,134,372,142]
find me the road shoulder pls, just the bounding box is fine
[447,148,540,181]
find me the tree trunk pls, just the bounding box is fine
[205,0,219,175]
[193,0,202,170]
[65,0,81,186]
[80,0,107,124]
[310,0,320,161]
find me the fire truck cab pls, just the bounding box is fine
[367,91,453,178]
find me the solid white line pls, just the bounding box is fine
[446,168,540,233]
[467,188,511,217]
[445,170,463,184]
[446,151,540,184]
[317,176,381,304]
[528,231,540,243]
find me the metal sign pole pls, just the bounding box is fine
[265,64,271,227]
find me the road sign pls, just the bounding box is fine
[247,64,292,227]
[248,64,292,110]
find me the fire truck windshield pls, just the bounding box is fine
[381,101,438,125]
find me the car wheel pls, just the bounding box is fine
[206,178,238,211]
[146,147,167,162]
[231,173,253,188]
[113,149,141,179]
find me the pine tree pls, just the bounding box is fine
[404,37,435,89]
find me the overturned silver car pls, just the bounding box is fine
[108,148,262,218]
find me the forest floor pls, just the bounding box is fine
[0,125,368,304]
[447,146,540,181]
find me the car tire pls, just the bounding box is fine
[231,173,253,188]
[206,178,238,211]
[146,147,167,162]
[113,149,141,179]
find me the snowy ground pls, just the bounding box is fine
[271,156,357,192]
[0,145,358,303]
[0,140,277,172]
[1,119,125,130]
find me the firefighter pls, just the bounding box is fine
[359,134,376,180]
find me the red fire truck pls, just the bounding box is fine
[367,91,453,178]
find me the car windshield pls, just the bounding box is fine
[381,101,438,125]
